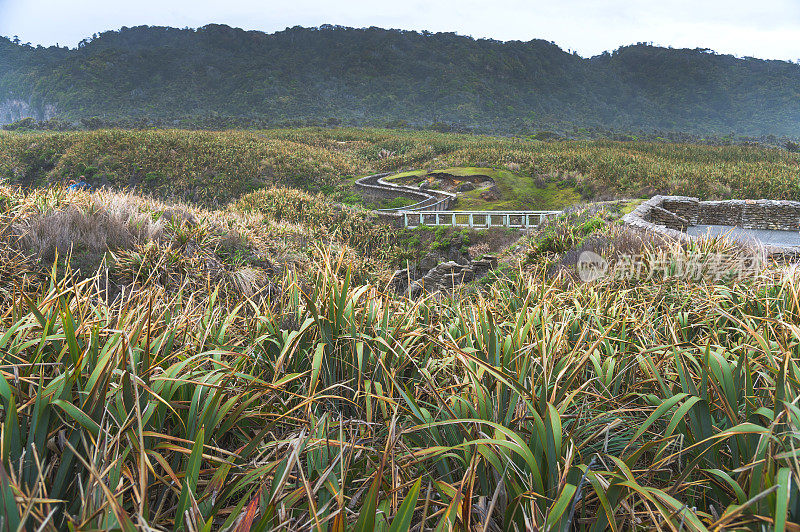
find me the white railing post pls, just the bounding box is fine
[398,209,560,230]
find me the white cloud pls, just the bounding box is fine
[0,0,798,60]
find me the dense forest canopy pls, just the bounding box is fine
[1,24,799,135]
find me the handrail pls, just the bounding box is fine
[403,210,562,215]
[400,210,562,228]
[355,171,563,229]
[355,172,456,212]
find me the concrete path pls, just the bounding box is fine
[687,225,800,247]
[355,171,563,229]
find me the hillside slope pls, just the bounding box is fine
[2,128,799,206]
[1,25,799,135]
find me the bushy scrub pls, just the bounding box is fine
[2,231,799,530]
[2,128,800,208]
[232,186,394,261]
[525,205,614,264]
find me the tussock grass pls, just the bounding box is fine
[0,185,397,304]
[2,128,800,207]
[2,186,800,529]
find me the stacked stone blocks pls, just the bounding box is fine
[623,195,800,252]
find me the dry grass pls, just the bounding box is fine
[1,186,799,530]
[0,185,396,304]
[2,128,800,206]
[15,190,164,263]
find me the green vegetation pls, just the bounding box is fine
[4,25,800,136]
[2,180,800,529]
[4,18,800,531]
[388,166,582,210]
[2,128,800,209]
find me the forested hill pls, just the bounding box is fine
[1,24,800,136]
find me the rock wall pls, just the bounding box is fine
[648,205,689,230]
[0,99,57,125]
[622,196,693,241]
[623,195,800,250]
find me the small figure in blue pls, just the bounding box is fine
[68,178,92,191]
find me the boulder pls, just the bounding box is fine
[406,280,424,298]
[388,268,410,293]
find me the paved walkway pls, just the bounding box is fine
[355,171,563,228]
[687,225,800,247]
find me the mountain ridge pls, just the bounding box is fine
[1,24,799,135]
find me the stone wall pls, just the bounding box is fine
[660,197,699,224]
[741,201,800,230]
[621,196,693,242]
[623,195,800,249]
[648,205,689,231]
[697,201,744,226]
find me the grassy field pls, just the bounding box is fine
[386,167,581,211]
[1,130,800,529]
[2,128,800,208]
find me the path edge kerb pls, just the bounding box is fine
[623,195,800,255]
[355,172,457,212]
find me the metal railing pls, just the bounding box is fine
[355,172,563,229]
[355,173,456,212]
[401,210,562,228]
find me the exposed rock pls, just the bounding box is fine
[397,254,501,297]
[0,98,57,125]
[421,261,475,292]
[457,182,476,192]
[388,268,411,293]
[418,253,442,271]
[406,280,424,298]
[471,254,498,276]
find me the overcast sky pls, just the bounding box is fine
[1,0,799,61]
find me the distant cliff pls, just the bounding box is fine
[0,98,57,123]
[1,24,799,135]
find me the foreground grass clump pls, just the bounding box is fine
[2,228,800,529]
[0,185,396,306]
[232,185,393,260]
[2,128,800,207]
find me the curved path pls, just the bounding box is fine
[356,172,562,229]
[355,173,456,212]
